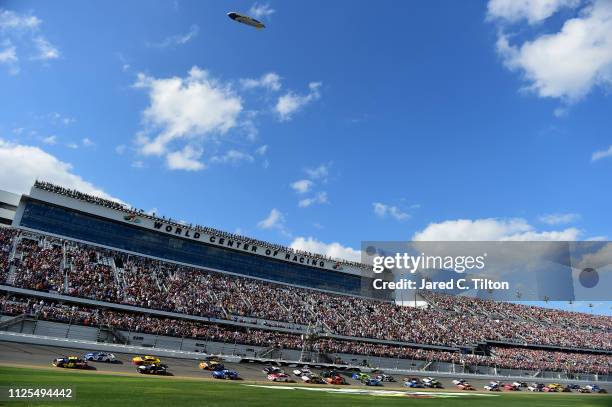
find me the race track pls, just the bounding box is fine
[0,342,608,394]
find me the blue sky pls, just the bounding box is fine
[0,1,611,314]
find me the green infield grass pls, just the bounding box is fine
[0,366,609,407]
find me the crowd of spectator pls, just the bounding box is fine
[424,291,612,331]
[2,228,611,353]
[0,228,17,283]
[1,293,610,374]
[11,236,63,292]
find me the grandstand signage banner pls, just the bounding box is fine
[150,221,332,270]
[361,241,612,303]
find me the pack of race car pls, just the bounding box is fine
[83,351,117,363]
[52,356,88,369]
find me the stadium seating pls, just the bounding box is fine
[1,226,611,375]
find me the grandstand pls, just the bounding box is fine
[0,182,611,382]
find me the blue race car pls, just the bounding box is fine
[404,378,424,388]
[83,352,116,363]
[212,369,239,380]
[363,378,383,386]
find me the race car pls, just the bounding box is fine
[527,383,544,392]
[293,368,312,377]
[422,377,443,388]
[512,381,527,388]
[404,377,425,388]
[502,383,520,391]
[452,378,467,385]
[547,383,564,392]
[457,382,475,390]
[325,375,347,385]
[267,372,291,382]
[83,351,116,363]
[52,356,88,369]
[132,355,161,366]
[262,366,283,374]
[137,364,168,375]
[199,359,224,371]
[301,373,326,384]
[211,369,239,380]
[375,374,395,382]
[363,378,383,386]
[568,384,581,390]
[585,384,607,393]
[578,387,592,393]
[484,381,501,391]
[351,372,370,381]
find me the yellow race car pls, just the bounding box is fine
[52,356,88,369]
[199,359,224,371]
[132,355,161,366]
[547,383,563,392]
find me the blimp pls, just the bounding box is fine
[227,12,265,29]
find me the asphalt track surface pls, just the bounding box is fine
[0,342,608,394]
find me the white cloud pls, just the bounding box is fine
[0,9,59,71]
[298,191,328,208]
[275,82,321,121]
[290,236,361,262]
[305,163,329,180]
[149,24,199,48]
[41,135,57,145]
[0,139,118,200]
[0,9,41,31]
[255,145,268,155]
[115,144,126,155]
[165,145,205,171]
[134,66,243,165]
[32,36,59,60]
[494,0,612,102]
[210,149,254,164]
[591,145,612,161]
[373,202,410,221]
[487,0,580,24]
[0,40,18,74]
[538,212,580,225]
[257,208,285,230]
[131,160,145,169]
[249,3,276,19]
[412,218,580,241]
[290,179,313,194]
[241,72,281,91]
[66,143,78,149]
[81,137,94,147]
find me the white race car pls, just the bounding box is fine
[83,352,116,363]
[293,368,312,376]
[484,381,501,391]
[452,378,467,385]
[267,372,290,382]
